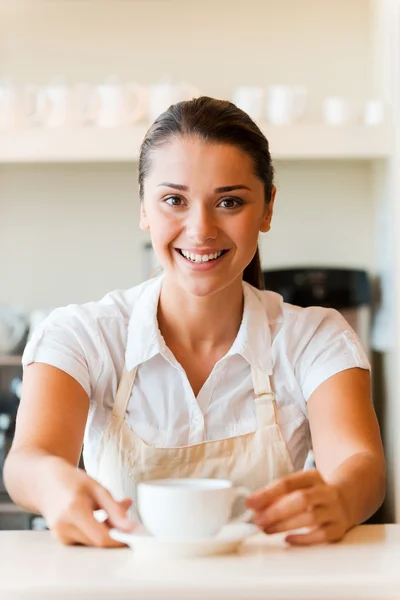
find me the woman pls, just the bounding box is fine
[4,97,385,547]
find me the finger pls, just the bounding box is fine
[253,485,329,528]
[261,506,333,535]
[247,470,323,511]
[56,523,126,548]
[51,524,91,547]
[93,486,135,531]
[285,523,345,546]
[102,499,133,527]
[119,498,133,510]
[74,508,129,548]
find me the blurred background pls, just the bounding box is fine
[0,0,399,529]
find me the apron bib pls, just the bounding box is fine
[94,361,294,520]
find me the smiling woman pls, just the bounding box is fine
[139,135,271,298]
[4,97,385,549]
[138,97,274,293]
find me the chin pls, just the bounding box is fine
[177,273,240,298]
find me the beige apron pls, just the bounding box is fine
[94,359,294,519]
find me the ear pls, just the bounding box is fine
[139,202,150,231]
[260,186,276,233]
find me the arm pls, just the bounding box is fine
[4,363,134,546]
[248,368,386,544]
[308,367,385,527]
[4,362,89,513]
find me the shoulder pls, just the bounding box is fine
[22,278,159,395]
[249,284,347,337]
[34,278,157,334]
[248,284,370,399]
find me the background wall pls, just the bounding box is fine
[0,0,374,312]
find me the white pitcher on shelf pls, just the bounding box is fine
[148,81,200,122]
[0,79,36,129]
[34,77,93,128]
[266,85,308,126]
[90,76,148,128]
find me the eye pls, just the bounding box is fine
[165,195,182,206]
[218,197,244,209]
[164,195,185,207]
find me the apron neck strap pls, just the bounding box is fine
[251,365,278,427]
[112,366,138,420]
[112,364,277,427]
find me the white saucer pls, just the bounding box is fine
[109,522,259,558]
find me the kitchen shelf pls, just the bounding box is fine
[0,123,391,163]
[0,355,22,367]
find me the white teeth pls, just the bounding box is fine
[180,250,224,263]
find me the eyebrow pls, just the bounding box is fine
[157,183,252,193]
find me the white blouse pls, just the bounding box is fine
[22,276,370,476]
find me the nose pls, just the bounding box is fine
[185,205,217,243]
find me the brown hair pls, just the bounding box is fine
[138,96,274,290]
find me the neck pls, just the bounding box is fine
[158,277,244,353]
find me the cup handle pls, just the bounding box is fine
[230,486,254,524]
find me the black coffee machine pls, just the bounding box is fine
[262,267,371,355]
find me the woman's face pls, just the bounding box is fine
[141,135,275,297]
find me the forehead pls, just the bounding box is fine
[145,135,258,185]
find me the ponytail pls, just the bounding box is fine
[243,247,264,290]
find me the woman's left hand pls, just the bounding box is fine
[246,470,352,546]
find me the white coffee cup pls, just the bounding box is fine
[148,82,199,122]
[322,96,351,126]
[137,478,253,541]
[232,86,264,121]
[266,85,308,125]
[90,80,147,127]
[364,99,385,126]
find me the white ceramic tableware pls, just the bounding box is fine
[136,478,253,541]
[322,96,351,126]
[364,99,385,126]
[148,81,199,122]
[232,86,264,120]
[109,522,258,558]
[266,85,308,125]
[35,78,93,128]
[0,80,36,128]
[91,78,147,127]
[0,306,27,354]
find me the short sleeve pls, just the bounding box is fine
[22,307,103,398]
[293,307,371,401]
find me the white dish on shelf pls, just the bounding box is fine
[109,522,259,558]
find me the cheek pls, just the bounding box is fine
[147,209,181,249]
[232,213,262,246]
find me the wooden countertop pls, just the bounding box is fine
[1,525,399,600]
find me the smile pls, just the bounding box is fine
[177,249,228,263]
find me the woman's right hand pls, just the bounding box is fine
[40,461,136,548]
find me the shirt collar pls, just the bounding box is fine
[125,275,166,371]
[125,277,272,375]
